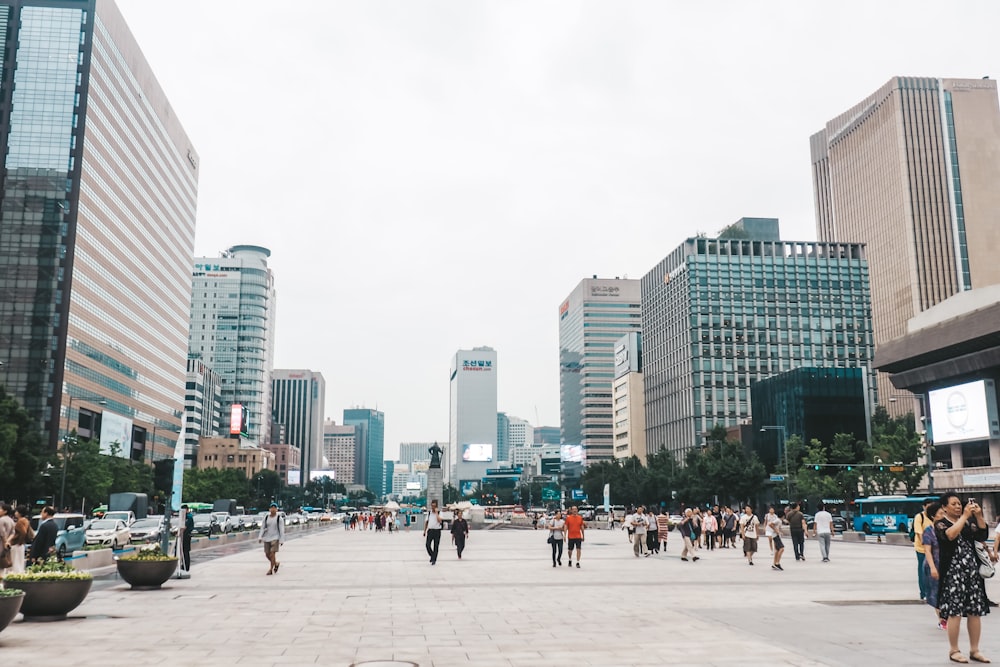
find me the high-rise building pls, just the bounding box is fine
[507,416,533,451]
[189,245,276,445]
[811,76,1000,414]
[398,442,434,467]
[449,347,498,487]
[0,0,199,453]
[322,420,358,486]
[182,358,223,468]
[533,426,561,445]
[343,408,385,497]
[640,219,874,461]
[612,332,646,462]
[271,369,325,483]
[558,277,642,464]
[496,412,509,465]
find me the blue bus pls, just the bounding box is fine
[852,495,938,535]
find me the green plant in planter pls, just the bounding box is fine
[118,544,177,562]
[0,588,25,597]
[5,560,93,582]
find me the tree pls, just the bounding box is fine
[62,435,113,512]
[867,407,926,495]
[0,387,56,505]
[183,467,250,505]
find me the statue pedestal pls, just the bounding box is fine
[427,467,443,509]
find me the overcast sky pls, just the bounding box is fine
[116,1,1000,460]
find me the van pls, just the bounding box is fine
[103,510,136,526]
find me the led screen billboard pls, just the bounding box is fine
[459,480,479,496]
[928,379,1000,445]
[462,443,493,462]
[99,411,133,459]
[561,444,584,462]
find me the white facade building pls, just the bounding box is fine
[323,420,359,485]
[448,347,498,490]
[189,245,276,445]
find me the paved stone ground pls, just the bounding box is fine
[1,525,998,666]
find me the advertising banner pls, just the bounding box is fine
[99,411,133,458]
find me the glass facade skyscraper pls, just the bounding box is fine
[558,278,641,464]
[0,1,198,452]
[271,369,325,483]
[189,245,276,446]
[641,223,874,460]
[344,408,385,497]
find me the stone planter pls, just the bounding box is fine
[6,579,92,621]
[116,558,178,589]
[0,591,25,632]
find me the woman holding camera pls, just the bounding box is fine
[934,492,989,664]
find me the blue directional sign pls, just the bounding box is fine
[769,474,785,482]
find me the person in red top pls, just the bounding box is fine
[564,506,586,568]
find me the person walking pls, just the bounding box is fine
[548,510,566,567]
[7,505,30,574]
[679,509,700,562]
[740,505,760,566]
[765,506,785,570]
[630,506,648,557]
[935,493,990,664]
[181,504,194,572]
[787,502,807,561]
[258,502,285,575]
[564,505,585,568]
[813,503,834,562]
[645,509,659,555]
[702,510,718,552]
[450,509,469,559]
[921,502,947,630]
[913,497,935,601]
[29,506,57,563]
[424,500,443,565]
[656,510,671,554]
[722,507,737,548]
[0,502,14,576]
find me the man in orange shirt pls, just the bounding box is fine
[564,506,586,568]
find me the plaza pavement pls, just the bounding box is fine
[1,523,998,667]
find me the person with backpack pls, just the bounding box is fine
[257,502,285,575]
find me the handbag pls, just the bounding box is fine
[546,535,555,545]
[975,542,995,579]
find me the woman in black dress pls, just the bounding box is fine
[934,492,989,664]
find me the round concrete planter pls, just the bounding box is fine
[0,591,25,632]
[116,558,178,589]
[6,579,92,621]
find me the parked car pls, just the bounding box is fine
[30,513,87,559]
[191,514,220,536]
[211,512,234,533]
[85,519,131,549]
[103,510,136,526]
[805,514,848,533]
[129,517,163,543]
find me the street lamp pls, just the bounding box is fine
[60,393,107,510]
[760,425,791,501]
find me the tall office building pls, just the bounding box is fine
[558,277,641,464]
[449,347,498,489]
[182,358,223,468]
[0,0,199,453]
[640,219,874,460]
[811,76,1000,413]
[323,420,358,485]
[496,412,509,465]
[189,245,276,445]
[612,332,646,462]
[533,426,561,445]
[398,442,434,467]
[271,369,325,483]
[343,408,385,497]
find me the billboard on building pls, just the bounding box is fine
[462,443,493,462]
[99,411,133,458]
[561,444,584,462]
[287,470,301,485]
[928,379,1000,445]
[459,480,479,496]
[309,469,337,481]
[229,403,249,437]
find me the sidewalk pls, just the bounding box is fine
[1,526,996,666]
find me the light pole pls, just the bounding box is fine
[60,393,106,509]
[760,425,790,501]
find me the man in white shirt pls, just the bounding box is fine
[257,502,285,575]
[630,507,648,557]
[812,502,834,562]
[423,500,443,565]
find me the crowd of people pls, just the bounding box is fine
[344,510,402,532]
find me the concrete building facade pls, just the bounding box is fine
[343,408,385,496]
[449,347,498,487]
[811,76,1000,414]
[559,278,642,464]
[271,369,325,482]
[182,358,222,468]
[0,0,199,454]
[612,332,647,462]
[196,436,275,478]
[323,420,359,486]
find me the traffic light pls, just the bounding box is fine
[878,465,885,472]
[846,465,853,471]
[813,465,821,471]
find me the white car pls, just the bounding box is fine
[85,519,131,549]
[211,513,234,533]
